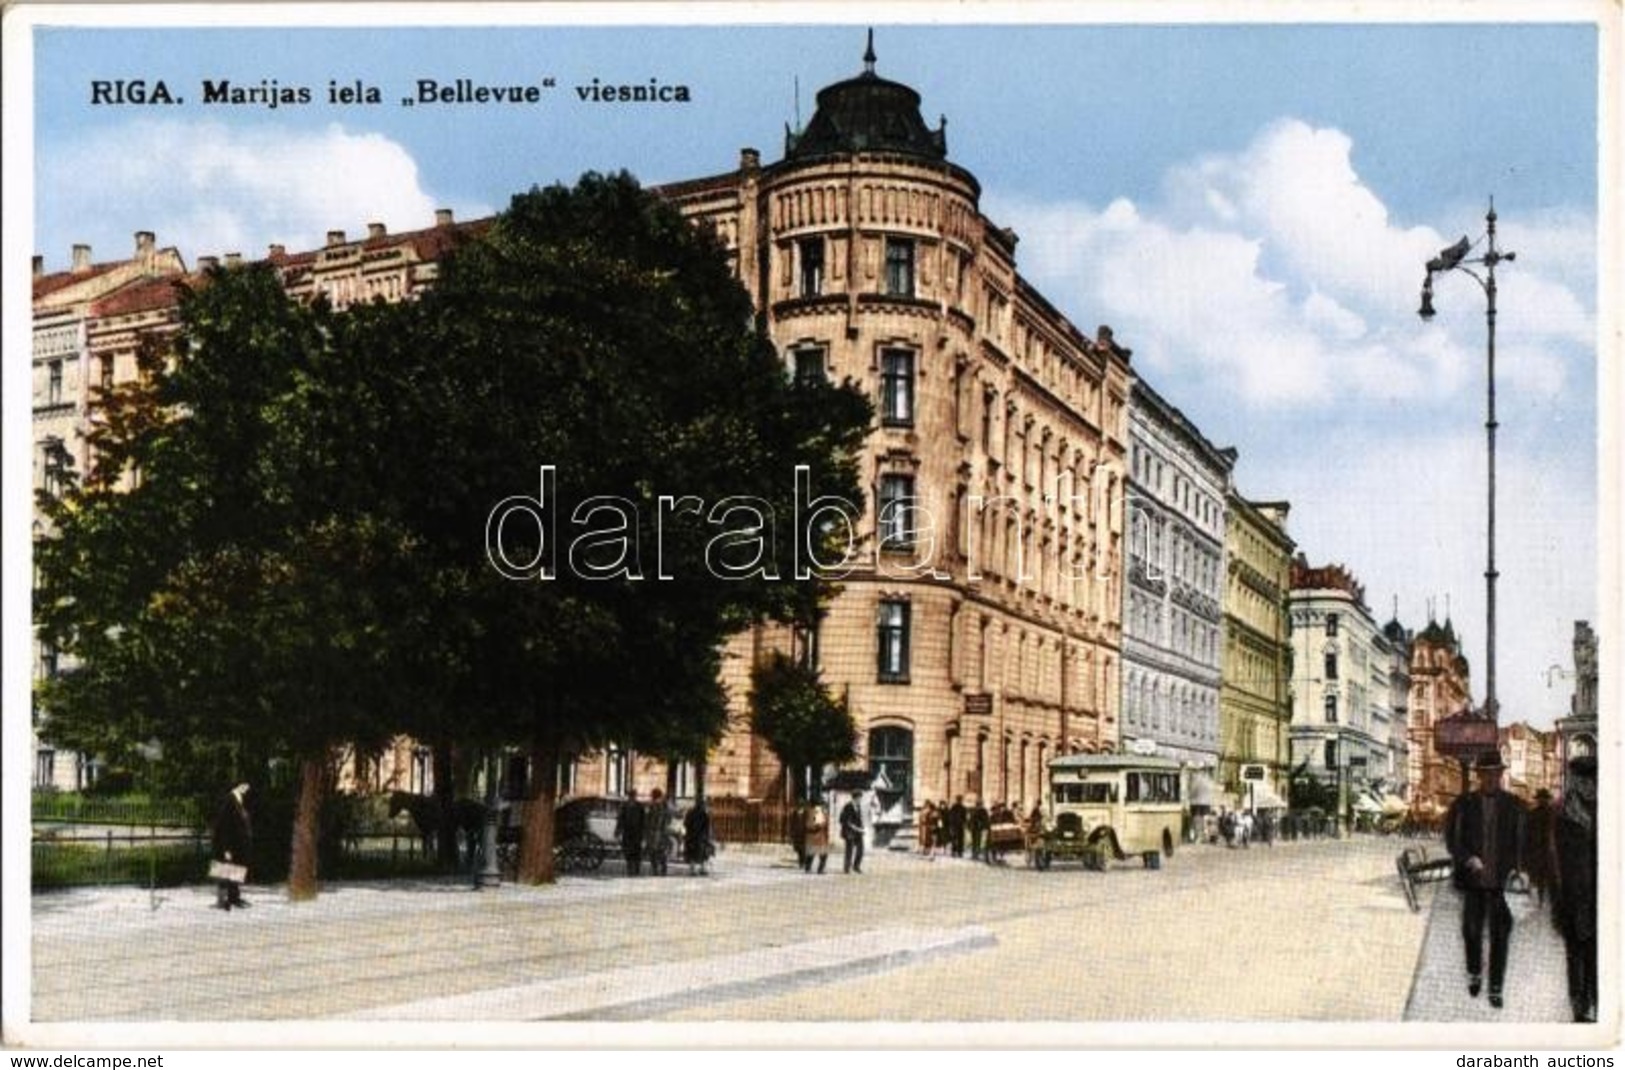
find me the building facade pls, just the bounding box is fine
[1500,721,1558,803]
[1556,619,1598,796]
[31,235,188,790]
[656,44,1133,828]
[1288,558,1393,816]
[1380,618,1413,800]
[1218,496,1295,807]
[1405,619,1474,818]
[1120,381,1232,775]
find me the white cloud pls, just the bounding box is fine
[38,119,483,267]
[990,117,1594,415]
[991,117,1597,730]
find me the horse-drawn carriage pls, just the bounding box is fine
[495,796,620,875]
[982,817,1028,865]
[389,791,616,875]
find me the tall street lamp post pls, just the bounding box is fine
[1418,201,1516,727]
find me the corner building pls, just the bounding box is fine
[659,45,1133,829]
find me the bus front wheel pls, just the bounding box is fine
[1162,829,1175,858]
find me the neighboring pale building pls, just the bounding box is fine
[1380,618,1413,801]
[1120,381,1232,778]
[1288,558,1394,821]
[1500,721,1558,803]
[31,234,187,791]
[1218,495,1295,808]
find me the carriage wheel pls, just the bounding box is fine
[581,833,607,872]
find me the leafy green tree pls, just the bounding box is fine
[410,172,871,882]
[36,265,416,900]
[749,651,858,803]
[37,171,872,894]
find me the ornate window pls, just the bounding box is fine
[799,237,825,297]
[884,237,915,297]
[877,600,911,683]
[880,348,915,426]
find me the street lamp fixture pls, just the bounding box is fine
[1417,201,1516,726]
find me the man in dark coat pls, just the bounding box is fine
[682,800,712,876]
[1444,750,1527,1008]
[947,795,967,858]
[210,782,252,910]
[1525,788,1558,905]
[616,788,645,876]
[1551,755,1598,1023]
[839,794,865,874]
[969,798,990,861]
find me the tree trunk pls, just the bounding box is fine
[516,736,559,885]
[695,759,707,804]
[287,753,325,902]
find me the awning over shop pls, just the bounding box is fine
[1352,793,1383,814]
[1248,787,1287,810]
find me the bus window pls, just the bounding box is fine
[1054,782,1114,804]
[1126,774,1141,803]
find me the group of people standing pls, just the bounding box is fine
[1444,750,1597,1022]
[789,796,868,874]
[1205,808,1274,848]
[614,788,714,877]
[914,797,1028,861]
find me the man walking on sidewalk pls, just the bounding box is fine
[1552,754,1598,1023]
[840,793,865,874]
[1445,750,1527,1009]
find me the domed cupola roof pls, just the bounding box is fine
[784,31,948,162]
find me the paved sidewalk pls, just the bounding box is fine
[1403,879,1577,1023]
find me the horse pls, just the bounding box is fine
[389,791,487,869]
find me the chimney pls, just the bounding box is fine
[367,222,386,239]
[134,230,155,256]
[224,252,242,267]
[198,255,220,271]
[72,244,92,272]
[434,209,453,227]
[326,229,346,247]
[268,243,286,259]
[33,255,44,278]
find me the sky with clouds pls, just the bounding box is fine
[17,9,1609,730]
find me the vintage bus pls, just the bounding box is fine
[1036,754,1189,870]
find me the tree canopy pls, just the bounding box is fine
[748,651,859,802]
[34,171,873,891]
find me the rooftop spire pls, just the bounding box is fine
[863,28,876,75]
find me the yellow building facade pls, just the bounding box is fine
[1218,495,1294,806]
